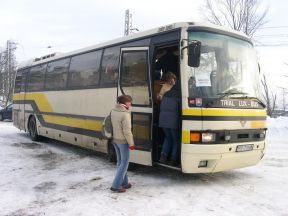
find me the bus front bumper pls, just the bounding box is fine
[181,141,265,173]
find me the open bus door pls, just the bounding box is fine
[118,47,153,166]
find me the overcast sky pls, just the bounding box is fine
[0,0,203,60]
[1,0,287,106]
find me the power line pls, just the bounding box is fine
[255,44,288,47]
[254,40,288,46]
[254,34,288,38]
[258,40,288,43]
[259,26,288,29]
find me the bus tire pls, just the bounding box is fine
[28,116,40,141]
[108,141,116,163]
[0,114,3,121]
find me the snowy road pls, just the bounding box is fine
[0,119,288,216]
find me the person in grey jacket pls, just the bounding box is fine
[159,82,181,166]
[110,95,135,193]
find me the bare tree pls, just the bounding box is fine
[261,74,276,117]
[0,48,6,105]
[203,0,268,38]
[0,40,17,106]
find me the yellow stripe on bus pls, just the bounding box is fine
[182,131,190,144]
[14,93,102,131]
[182,109,266,117]
[43,115,102,132]
[14,93,53,112]
[13,94,25,101]
[251,121,266,128]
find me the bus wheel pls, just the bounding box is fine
[0,114,3,121]
[108,141,116,163]
[28,116,39,141]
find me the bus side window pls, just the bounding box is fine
[27,64,46,92]
[100,46,120,86]
[14,70,22,93]
[68,50,102,88]
[45,58,70,90]
[20,69,29,92]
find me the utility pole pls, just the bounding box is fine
[124,9,139,36]
[124,9,131,36]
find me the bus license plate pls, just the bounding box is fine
[236,144,254,152]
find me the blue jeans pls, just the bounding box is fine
[111,143,130,189]
[161,128,180,161]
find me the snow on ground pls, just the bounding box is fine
[0,118,288,216]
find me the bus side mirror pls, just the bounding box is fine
[188,41,201,67]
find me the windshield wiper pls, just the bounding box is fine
[204,90,248,107]
[217,89,248,100]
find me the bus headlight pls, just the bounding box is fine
[202,133,216,142]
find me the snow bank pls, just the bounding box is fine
[267,116,288,139]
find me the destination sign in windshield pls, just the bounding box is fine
[220,100,260,108]
[188,98,265,109]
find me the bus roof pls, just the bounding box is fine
[18,22,251,69]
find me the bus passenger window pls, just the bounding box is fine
[20,69,29,92]
[45,58,70,90]
[27,64,46,92]
[68,50,102,88]
[14,70,22,93]
[100,46,120,86]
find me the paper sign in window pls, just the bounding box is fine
[195,74,211,87]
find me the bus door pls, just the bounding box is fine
[118,47,153,166]
[20,69,28,130]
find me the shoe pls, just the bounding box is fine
[110,187,126,193]
[123,183,132,189]
[159,154,168,163]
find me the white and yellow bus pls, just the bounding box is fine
[13,22,267,173]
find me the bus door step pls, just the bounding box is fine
[154,162,181,171]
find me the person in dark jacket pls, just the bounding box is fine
[155,48,179,77]
[158,82,181,166]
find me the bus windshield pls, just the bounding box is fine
[187,31,261,99]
